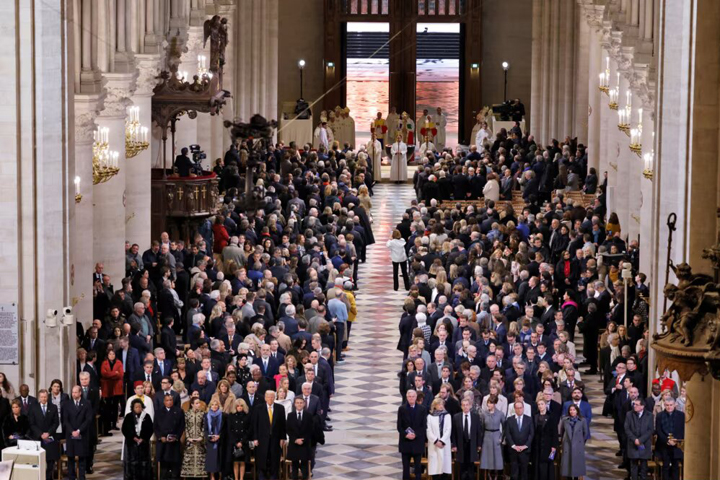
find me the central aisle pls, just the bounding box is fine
[312,184,415,480]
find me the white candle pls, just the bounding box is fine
[626,90,631,107]
[74,176,81,195]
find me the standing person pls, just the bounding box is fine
[532,397,559,480]
[559,404,588,480]
[286,397,313,480]
[390,133,408,184]
[155,394,185,480]
[181,397,207,479]
[506,400,534,480]
[655,397,684,480]
[434,107,447,152]
[63,385,93,480]
[372,111,388,149]
[121,399,153,480]
[252,390,286,480]
[480,396,505,479]
[624,398,653,480]
[386,106,399,146]
[205,399,226,480]
[28,390,59,480]
[366,132,384,181]
[227,399,251,480]
[426,398,452,480]
[452,397,483,480]
[100,349,124,433]
[387,230,410,291]
[397,390,427,480]
[313,122,333,150]
[78,371,100,473]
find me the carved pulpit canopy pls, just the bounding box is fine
[652,254,720,381]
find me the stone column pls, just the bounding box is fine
[639,110,654,274]
[573,0,591,143]
[529,0,543,135]
[95,73,136,285]
[586,6,604,173]
[684,374,713,479]
[172,26,203,162]
[72,96,103,328]
[126,54,160,248]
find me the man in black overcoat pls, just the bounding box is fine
[397,390,427,480]
[78,372,100,473]
[506,400,534,480]
[28,390,59,480]
[251,390,286,480]
[286,397,313,480]
[63,385,93,480]
[655,397,684,480]
[452,397,483,480]
[154,394,185,480]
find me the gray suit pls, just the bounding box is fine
[625,409,654,480]
[559,416,588,478]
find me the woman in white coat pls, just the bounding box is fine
[426,398,452,479]
[386,229,410,291]
[390,133,408,183]
[483,172,500,202]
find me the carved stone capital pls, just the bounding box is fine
[73,94,105,144]
[134,54,163,96]
[100,72,138,119]
[185,26,206,57]
[617,45,635,73]
[600,20,613,48]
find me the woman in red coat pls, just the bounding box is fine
[212,215,230,254]
[100,349,124,432]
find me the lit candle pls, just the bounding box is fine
[74,176,81,196]
[626,90,631,107]
[141,126,148,143]
[605,56,609,72]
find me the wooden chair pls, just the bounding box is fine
[282,442,311,480]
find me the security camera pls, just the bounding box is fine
[61,306,74,326]
[45,309,58,327]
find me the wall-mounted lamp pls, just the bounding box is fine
[643,151,654,180]
[326,61,335,68]
[471,63,479,70]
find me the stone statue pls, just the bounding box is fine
[656,263,720,347]
[203,15,228,86]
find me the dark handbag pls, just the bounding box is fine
[232,446,245,460]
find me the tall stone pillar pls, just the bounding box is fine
[529,0,543,135]
[586,6,604,172]
[172,27,203,161]
[573,0,591,143]
[72,95,103,327]
[126,54,161,248]
[94,73,136,285]
[215,0,238,153]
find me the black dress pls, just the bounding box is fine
[2,414,29,447]
[226,411,251,465]
[532,412,559,480]
[122,412,153,480]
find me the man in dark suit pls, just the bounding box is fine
[153,376,181,411]
[624,398,653,480]
[298,383,321,417]
[153,348,174,379]
[506,400,534,480]
[28,390,60,480]
[78,372,100,473]
[253,344,280,381]
[655,397,684,480]
[252,390,287,480]
[189,371,216,404]
[286,397,313,480]
[64,385,93,480]
[452,397,483,480]
[117,337,141,400]
[134,361,162,392]
[154,394,185,480]
[160,318,180,363]
[218,323,242,355]
[82,327,106,363]
[242,380,260,410]
[82,352,101,390]
[397,390,427,480]
[16,384,37,415]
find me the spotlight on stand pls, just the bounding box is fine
[502,62,510,102]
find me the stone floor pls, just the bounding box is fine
[92,183,626,479]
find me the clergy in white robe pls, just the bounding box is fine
[418,140,437,159]
[390,134,408,183]
[314,122,333,149]
[366,133,383,179]
[475,122,492,149]
[433,107,448,151]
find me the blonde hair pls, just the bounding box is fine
[234,398,249,414]
[430,397,445,412]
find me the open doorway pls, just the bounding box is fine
[346,22,389,149]
[416,22,460,152]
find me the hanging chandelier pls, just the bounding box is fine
[125,106,149,158]
[93,127,120,184]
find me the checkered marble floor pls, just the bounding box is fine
[92,184,625,480]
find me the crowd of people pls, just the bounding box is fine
[389,128,685,480]
[5,137,383,480]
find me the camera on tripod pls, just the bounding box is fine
[189,144,206,174]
